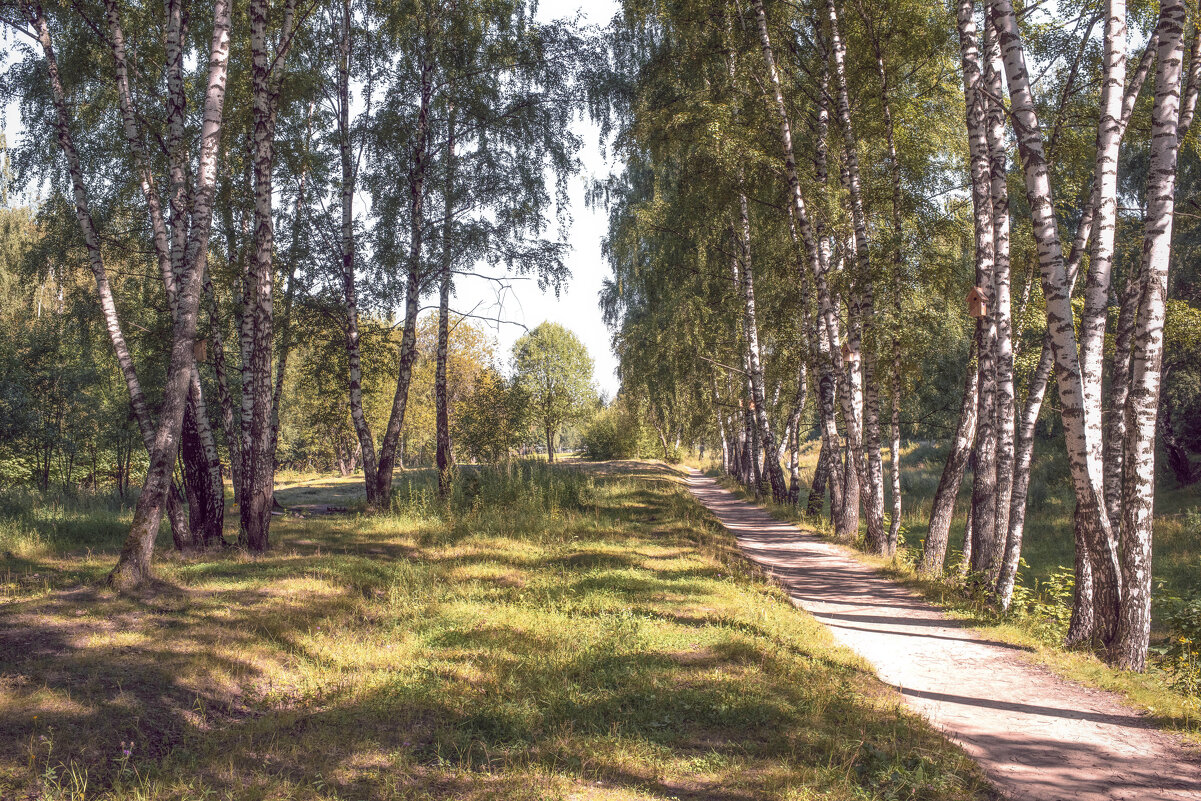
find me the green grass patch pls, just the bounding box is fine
[0,461,993,800]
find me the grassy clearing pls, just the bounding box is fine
[708,441,1201,739]
[0,461,993,800]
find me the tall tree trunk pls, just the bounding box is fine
[988,0,1121,651]
[752,0,845,527]
[336,0,381,505]
[374,39,434,504]
[1000,29,1158,608]
[985,10,1015,578]
[1070,0,1129,635]
[240,0,300,551]
[857,0,904,554]
[827,0,886,553]
[436,109,456,497]
[808,438,832,520]
[242,0,277,552]
[103,0,221,547]
[954,0,998,578]
[1116,0,1186,670]
[921,338,978,576]
[737,193,789,502]
[108,0,232,588]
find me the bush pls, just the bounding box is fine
[580,407,645,461]
[1155,587,1201,718]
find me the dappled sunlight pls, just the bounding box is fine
[0,462,991,800]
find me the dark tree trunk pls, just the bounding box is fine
[373,37,434,505]
[920,339,979,576]
[436,110,456,496]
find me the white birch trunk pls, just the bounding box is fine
[1117,0,1186,670]
[988,0,1121,649]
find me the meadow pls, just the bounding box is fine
[0,462,993,801]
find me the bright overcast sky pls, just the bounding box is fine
[0,0,624,396]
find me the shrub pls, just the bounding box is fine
[1155,587,1201,719]
[580,407,646,461]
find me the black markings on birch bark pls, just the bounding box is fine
[1116,0,1186,670]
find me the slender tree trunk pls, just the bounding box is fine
[997,339,1051,606]
[1069,0,1129,635]
[1116,0,1186,670]
[336,0,381,505]
[752,0,845,527]
[374,40,434,504]
[808,439,831,520]
[989,0,1121,651]
[827,0,886,553]
[954,0,998,578]
[240,0,300,551]
[205,275,240,510]
[985,11,1015,578]
[921,339,979,576]
[436,109,456,497]
[737,193,789,502]
[857,0,904,553]
[242,0,277,552]
[108,0,232,588]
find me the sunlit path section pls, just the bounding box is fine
[686,469,1201,801]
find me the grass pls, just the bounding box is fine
[0,461,994,800]
[712,440,1201,739]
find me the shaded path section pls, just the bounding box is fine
[685,469,1201,801]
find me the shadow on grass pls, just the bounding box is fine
[0,461,995,801]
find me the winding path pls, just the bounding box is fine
[685,469,1201,801]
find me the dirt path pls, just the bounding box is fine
[685,469,1201,801]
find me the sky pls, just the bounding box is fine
[453,0,622,397]
[0,0,625,396]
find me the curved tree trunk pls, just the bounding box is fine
[108,0,233,588]
[988,0,1121,652]
[752,0,846,528]
[921,338,979,576]
[374,38,434,504]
